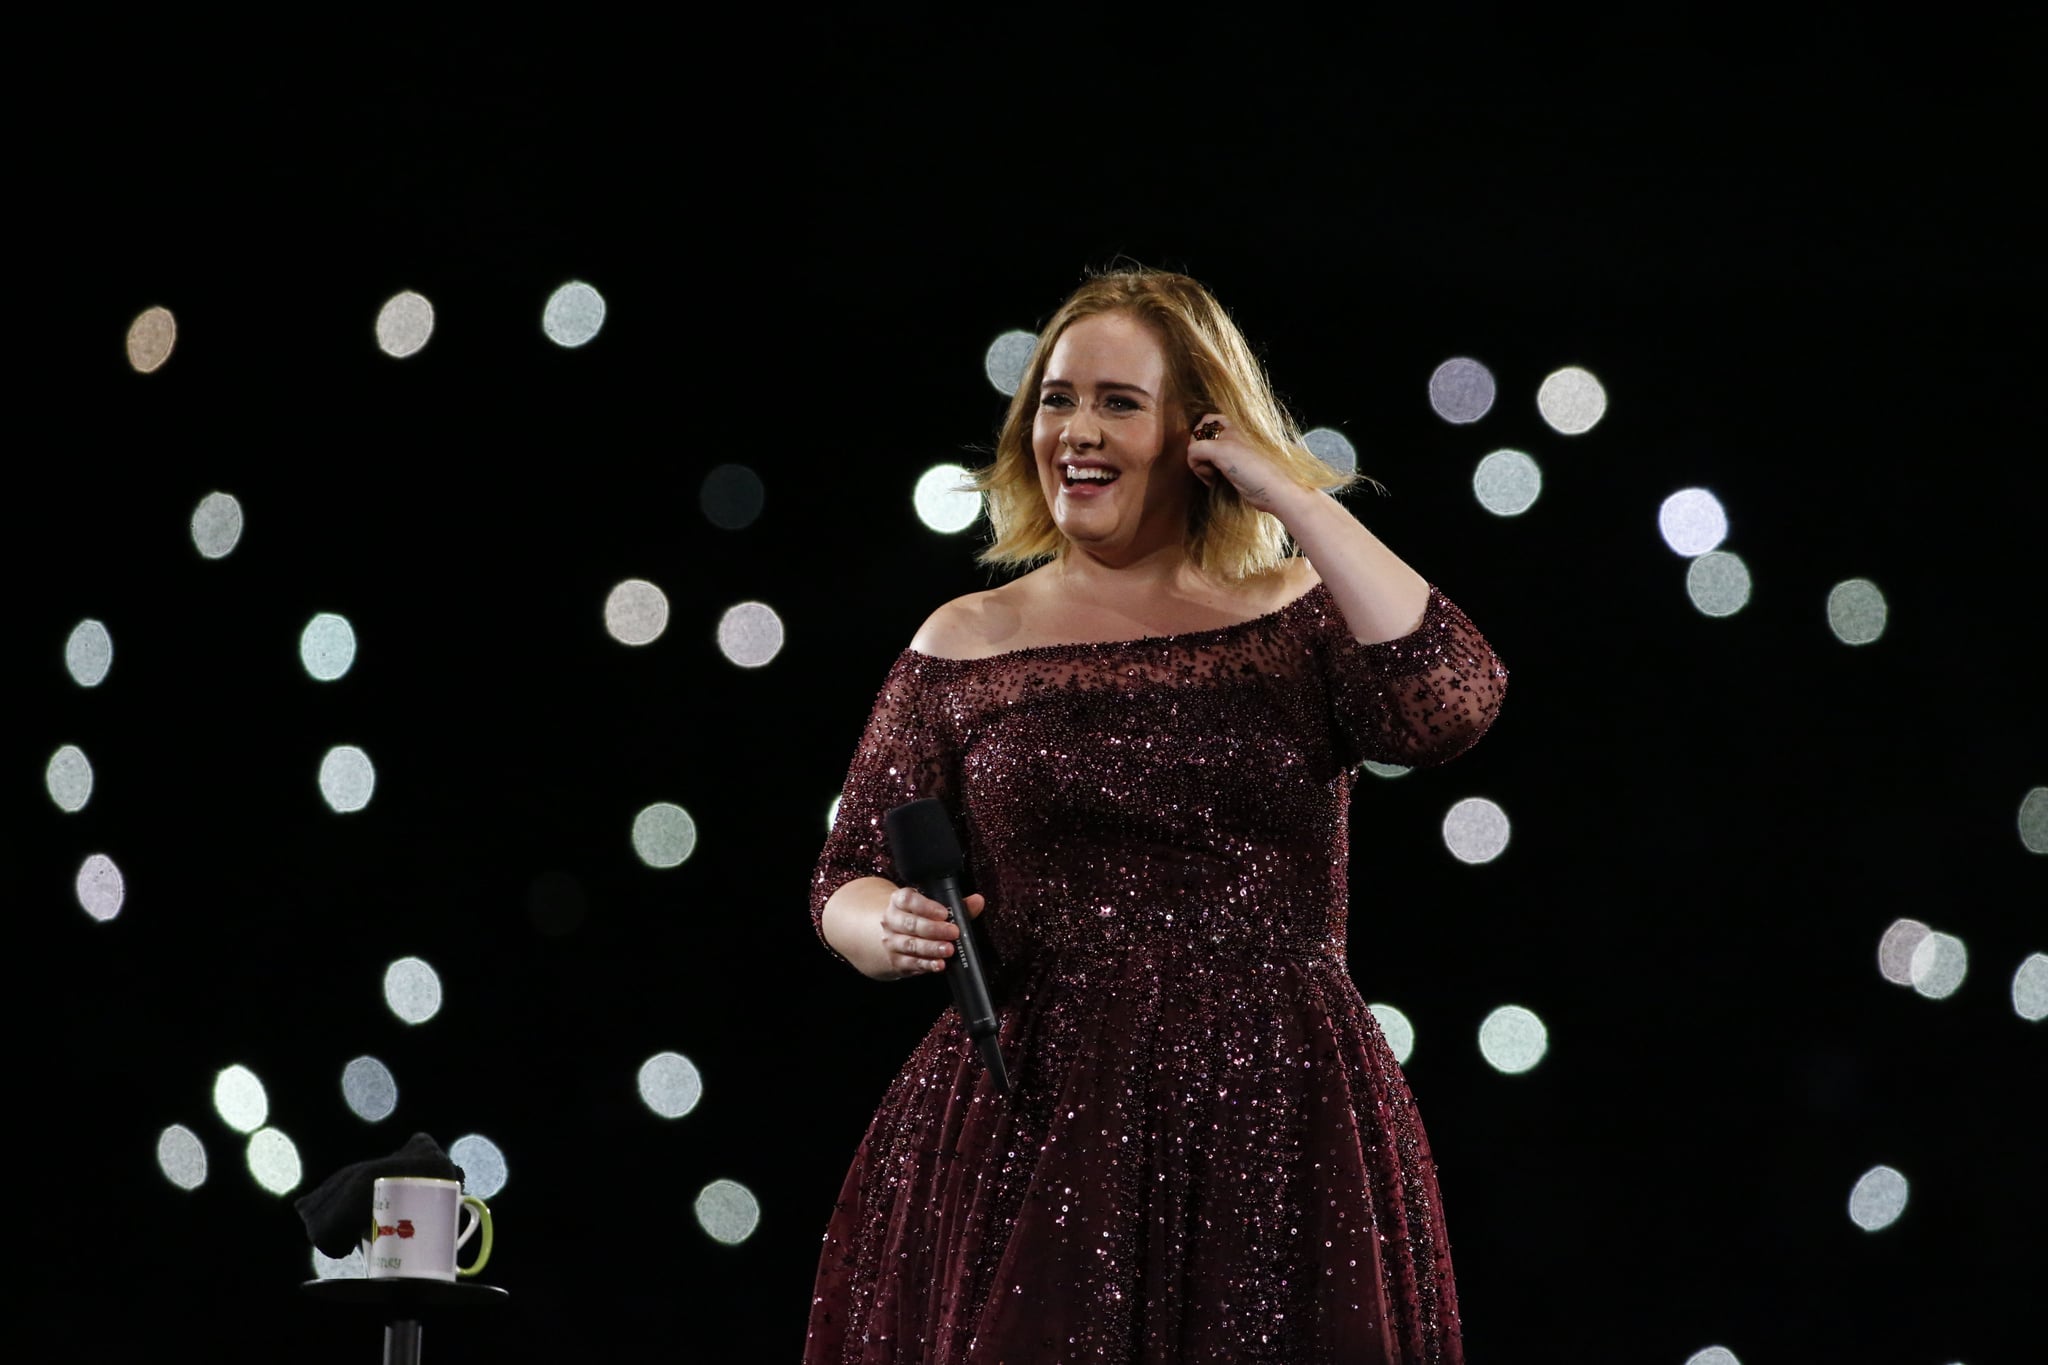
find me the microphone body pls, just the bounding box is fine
[885,799,1011,1094]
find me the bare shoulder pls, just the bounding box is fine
[908,580,1034,660]
[1266,556,1324,610]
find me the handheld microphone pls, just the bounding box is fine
[884,798,1011,1094]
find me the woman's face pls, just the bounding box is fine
[1031,311,1195,563]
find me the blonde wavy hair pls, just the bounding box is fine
[972,265,1358,581]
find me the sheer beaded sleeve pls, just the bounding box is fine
[810,650,961,961]
[1316,584,1507,769]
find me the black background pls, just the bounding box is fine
[13,12,2042,1362]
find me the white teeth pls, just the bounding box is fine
[1065,467,1117,483]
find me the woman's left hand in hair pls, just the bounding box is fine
[1185,413,1308,519]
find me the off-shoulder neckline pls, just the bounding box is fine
[904,580,1335,665]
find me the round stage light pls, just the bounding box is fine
[701,463,766,530]
[1537,366,1607,434]
[126,306,177,373]
[1472,449,1542,517]
[1908,932,1968,1000]
[449,1134,507,1199]
[1877,918,1931,987]
[46,745,93,812]
[633,802,699,868]
[638,1051,704,1119]
[191,491,244,560]
[66,619,113,687]
[1847,1164,1908,1231]
[342,1056,399,1122]
[319,745,377,813]
[247,1127,303,1195]
[914,464,982,534]
[1427,357,1495,425]
[2012,953,2048,1022]
[156,1124,207,1191]
[542,281,606,348]
[984,329,1036,396]
[1441,797,1510,864]
[695,1179,762,1245]
[300,613,358,681]
[214,1064,269,1134]
[1684,1349,1740,1365]
[1658,488,1728,557]
[1827,579,1888,645]
[826,793,842,831]
[1478,1005,1547,1074]
[1685,551,1752,618]
[1367,1003,1414,1065]
[384,957,444,1025]
[604,579,670,647]
[717,602,785,668]
[1361,762,1410,780]
[76,853,126,922]
[375,290,435,358]
[2016,787,2047,855]
[1302,427,1358,478]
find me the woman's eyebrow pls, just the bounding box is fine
[1039,377,1154,398]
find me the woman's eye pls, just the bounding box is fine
[1039,393,1071,408]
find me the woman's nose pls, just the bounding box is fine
[1063,413,1101,449]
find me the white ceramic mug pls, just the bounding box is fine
[366,1176,494,1281]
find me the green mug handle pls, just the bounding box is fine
[456,1195,494,1278]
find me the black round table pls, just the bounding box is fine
[301,1278,507,1365]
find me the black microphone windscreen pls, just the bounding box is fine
[885,799,965,885]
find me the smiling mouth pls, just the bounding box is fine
[1061,466,1120,488]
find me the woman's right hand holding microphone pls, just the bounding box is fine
[874,885,986,982]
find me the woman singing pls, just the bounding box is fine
[806,266,1507,1363]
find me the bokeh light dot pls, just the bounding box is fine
[2016,787,2048,854]
[604,579,670,646]
[375,290,435,358]
[914,464,983,534]
[47,745,94,812]
[638,1051,704,1119]
[984,329,1036,396]
[1427,357,1495,424]
[1686,551,1752,617]
[717,602,785,668]
[300,613,358,681]
[1877,918,1931,987]
[1848,1164,1909,1231]
[1478,1005,1548,1074]
[384,957,444,1025]
[633,803,699,868]
[449,1134,507,1199]
[1659,488,1729,556]
[694,1179,762,1245]
[156,1124,207,1190]
[191,491,245,559]
[247,1127,303,1195]
[213,1064,269,1134]
[1301,427,1358,478]
[319,745,376,813]
[827,793,843,831]
[1684,1350,1741,1365]
[1441,797,1510,864]
[542,281,606,348]
[1367,1004,1415,1065]
[1361,761,1410,780]
[1908,932,1968,1000]
[1827,579,1888,645]
[126,306,177,373]
[2012,953,2048,1022]
[76,853,126,922]
[1472,449,1542,516]
[342,1056,399,1122]
[701,464,766,530]
[1536,365,1608,434]
[65,619,114,687]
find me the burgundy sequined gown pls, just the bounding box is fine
[806,583,1506,1364]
